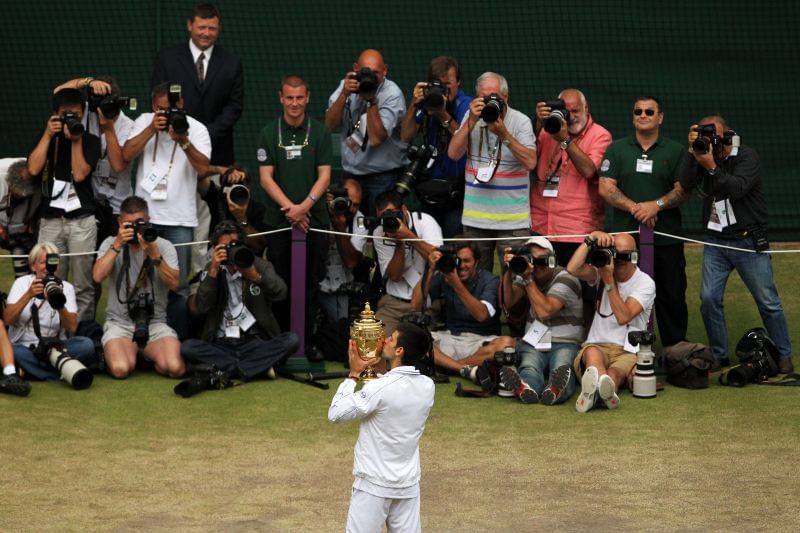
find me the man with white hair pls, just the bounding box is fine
[448,72,537,272]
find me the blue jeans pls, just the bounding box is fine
[152,224,194,298]
[352,170,400,218]
[700,235,792,360]
[517,341,578,402]
[13,336,96,381]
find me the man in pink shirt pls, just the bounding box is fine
[531,89,612,266]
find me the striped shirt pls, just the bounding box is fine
[459,106,535,230]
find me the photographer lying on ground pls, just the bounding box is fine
[4,243,94,384]
[92,196,185,379]
[566,231,655,413]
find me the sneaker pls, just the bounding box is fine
[499,366,538,404]
[0,374,32,397]
[541,365,573,406]
[475,362,496,393]
[266,367,276,380]
[598,374,620,410]
[575,366,599,413]
[459,365,478,383]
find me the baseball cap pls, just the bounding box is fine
[524,236,554,253]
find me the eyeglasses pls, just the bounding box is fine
[633,108,656,116]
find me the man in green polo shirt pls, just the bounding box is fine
[258,74,332,353]
[598,96,689,348]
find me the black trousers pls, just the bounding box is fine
[181,333,299,380]
[265,228,328,344]
[652,243,688,347]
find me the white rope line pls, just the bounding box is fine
[2,226,798,259]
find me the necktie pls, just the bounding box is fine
[196,52,205,84]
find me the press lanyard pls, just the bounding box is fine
[277,117,311,149]
[152,132,179,178]
[222,268,247,321]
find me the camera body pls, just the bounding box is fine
[353,68,379,99]
[225,240,255,269]
[508,245,556,276]
[39,253,66,310]
[59,111,85,137]
[129,218,158,244]
[494,346,520,367]
[691,123,720,154]
[436,244,460,273]
[628,330,657,398]
[481,93,506,123]
[328,187,352,214]
[586,244,638,268]
[88,88,137,120]
[33,337,93,390]
[423,81,448,113]
[396,144,436,197]
[544,99,570,135]
[163,84,189,135]
[129,292,154,348]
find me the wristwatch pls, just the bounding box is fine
[584,236,596,247]
[180,140,191,151]
[441,119,451,129]
[151,255,163,267]
[502,136,511,146]
[604,282,616,293]
[708,166,719,176]
[656,198,666,210]
[559,138,571,150]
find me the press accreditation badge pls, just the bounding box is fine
[141,166,166,194]
[474,164,496,184]
[225,321,241,339]
[523,320,552,351]
[636,158,653,174]
[49,180,68,209]
[707,199,736,232]
[543,175,560,198]
[151,178,168,200]
[63,183,82,212]
[285,145,303,160]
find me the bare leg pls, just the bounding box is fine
[143,337,185,378]
[104,338,139,379]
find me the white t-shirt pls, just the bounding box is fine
[586,267,656,352]
[6,273,78,344]
[130,113,212,227]
[88,112,134,214]
[373,212,443,301]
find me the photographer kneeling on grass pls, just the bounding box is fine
[566,231,655,412]
[4,242,95,387]
[92,196,185,379]
[180,221,298,383]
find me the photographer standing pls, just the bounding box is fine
[498,236,584,405]
[447,72,537,272]
[122,82,212,298]
[0,159,41,279]
[372,191,442,335]
[26,88,101,323]
[3,242,94,382]
[399,56,471,237]
[181,221,298,381]
[566,231,655,413]
[92,196,185,379]
[678,116,793,373]
[325,49,407,218]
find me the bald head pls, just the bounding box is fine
[614,233,637,252]
[354,49,387,85]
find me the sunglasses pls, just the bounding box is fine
[633,108,656,116]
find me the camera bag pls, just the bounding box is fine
[663,341,715,389]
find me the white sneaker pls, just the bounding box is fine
[598,374,620,409]
[575,366,599,413]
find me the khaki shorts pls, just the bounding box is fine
[573,343,636,378]
[431,331,498,361]
[102,320,178,346]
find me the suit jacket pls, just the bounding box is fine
[152,42,244,166]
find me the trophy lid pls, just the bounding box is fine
[351,302,384,334]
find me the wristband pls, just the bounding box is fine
[84,77,94,88]
[584,236,596,247]
[307,193,319,202]
[110,245,121,254]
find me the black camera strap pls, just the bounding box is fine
[115,246,154,306]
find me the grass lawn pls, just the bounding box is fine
[1,244,799,531]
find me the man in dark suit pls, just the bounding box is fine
[151,3,243,166]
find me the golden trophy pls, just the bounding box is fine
[350,302,385,382]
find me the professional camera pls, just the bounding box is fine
[33,337,93,390]
[508,246,556,276]
[59,111,85,137]
[38,253,66,310]
[723,328,780,387]
[174,364,233,398]
[88,89,137,120]
[480,93,506,123]
[358,210,403,233]
[1,233,36,278]
[163,84,189,135]
[328,187,352,214]
[221,183,249,207]
[494,346,520,367]
[691,123,720,154]
[435,244,460,274]
[129,292,154,348]
[395,144,436,197]
[225,240,255,269]
[423,81,448,113]
[543,99,570,135]
[628,330,657,399]
[129,218,158,244]
[353,67,378,99]
[586,245,638,268]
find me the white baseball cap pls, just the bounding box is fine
[524,236,554,253]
